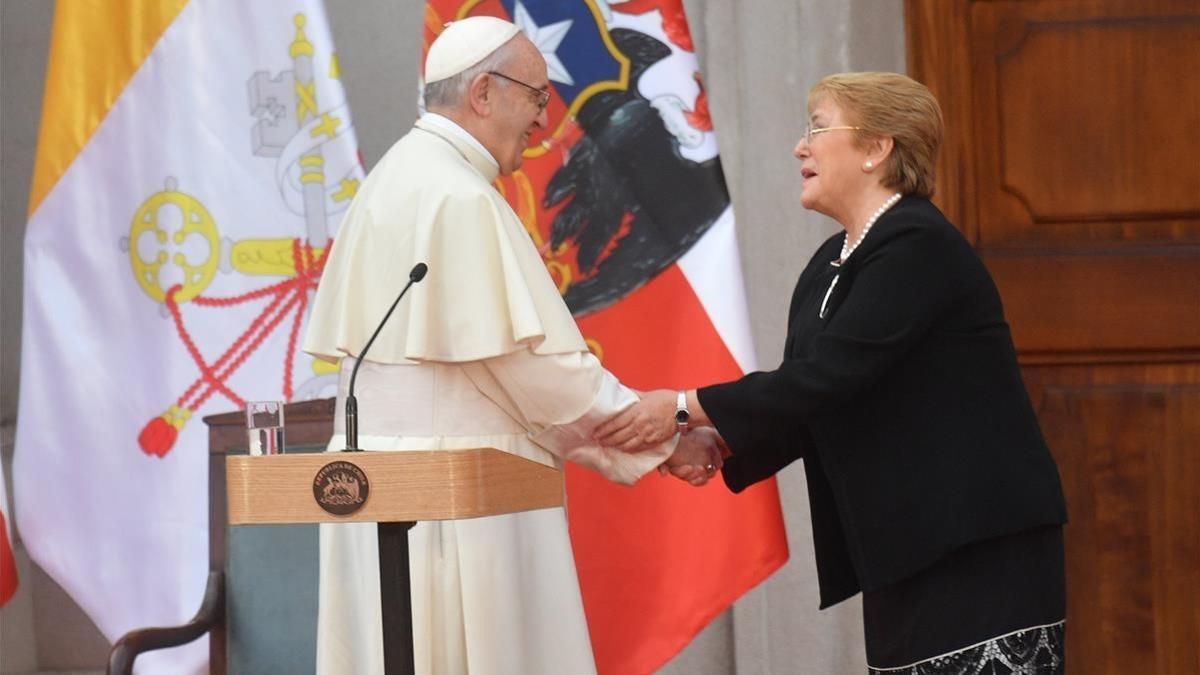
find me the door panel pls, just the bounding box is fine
[906,1,1199,671]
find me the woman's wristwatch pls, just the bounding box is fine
[674,390,690,433]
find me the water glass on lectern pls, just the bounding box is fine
[246,400,285,455]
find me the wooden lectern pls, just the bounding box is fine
[106,400,563,674]
[225,446,564,674]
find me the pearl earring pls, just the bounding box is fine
[864,161,874,170]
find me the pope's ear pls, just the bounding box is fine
[466,72,493,116]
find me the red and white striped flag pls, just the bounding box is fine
[422,2,789,672]
[0,462,17,608]
[15,1,361,670]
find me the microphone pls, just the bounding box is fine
[344,262,429,451]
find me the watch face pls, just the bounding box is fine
[675,409,690,425]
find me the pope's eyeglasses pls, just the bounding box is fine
[488,71,551,112]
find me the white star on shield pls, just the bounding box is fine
[513,1,575,86]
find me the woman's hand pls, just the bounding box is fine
[660,427,725,486]
[594,389,678,452]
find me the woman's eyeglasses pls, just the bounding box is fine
[804,125,863,145]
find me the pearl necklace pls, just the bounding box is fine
[819,192,903,319]
[838,192,903,263]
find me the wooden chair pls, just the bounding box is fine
[108,398,336,675]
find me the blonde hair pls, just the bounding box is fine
[809,72,943,198]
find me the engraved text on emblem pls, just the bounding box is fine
[313,460,370,516]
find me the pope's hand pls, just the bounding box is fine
[594,389,678,452]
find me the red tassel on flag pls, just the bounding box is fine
[138,412,180,458]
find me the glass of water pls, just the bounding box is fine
[246,400,285,456]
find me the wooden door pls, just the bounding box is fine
[905,1,1199,672]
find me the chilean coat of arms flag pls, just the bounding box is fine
[422,2,789,673]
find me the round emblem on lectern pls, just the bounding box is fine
[313,461,369,515]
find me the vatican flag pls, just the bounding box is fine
[14,1,361,671]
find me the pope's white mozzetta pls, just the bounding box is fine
[305,117,588,366]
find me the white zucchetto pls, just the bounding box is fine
[425,16,521,84]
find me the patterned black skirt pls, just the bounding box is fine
[863,526,1065,674]
[866,621,1063,674]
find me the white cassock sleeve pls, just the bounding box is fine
[461,350,676,485]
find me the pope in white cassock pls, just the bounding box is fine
[303,16,723,675]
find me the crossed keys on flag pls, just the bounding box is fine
[131,13,356,457]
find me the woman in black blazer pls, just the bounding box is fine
[597,72,1068,673]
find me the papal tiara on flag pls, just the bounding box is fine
[425,16,521,84]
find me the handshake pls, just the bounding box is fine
[596,389,727,487]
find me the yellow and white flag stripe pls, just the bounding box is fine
[29,1,189,217]
[16,2,359,671]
